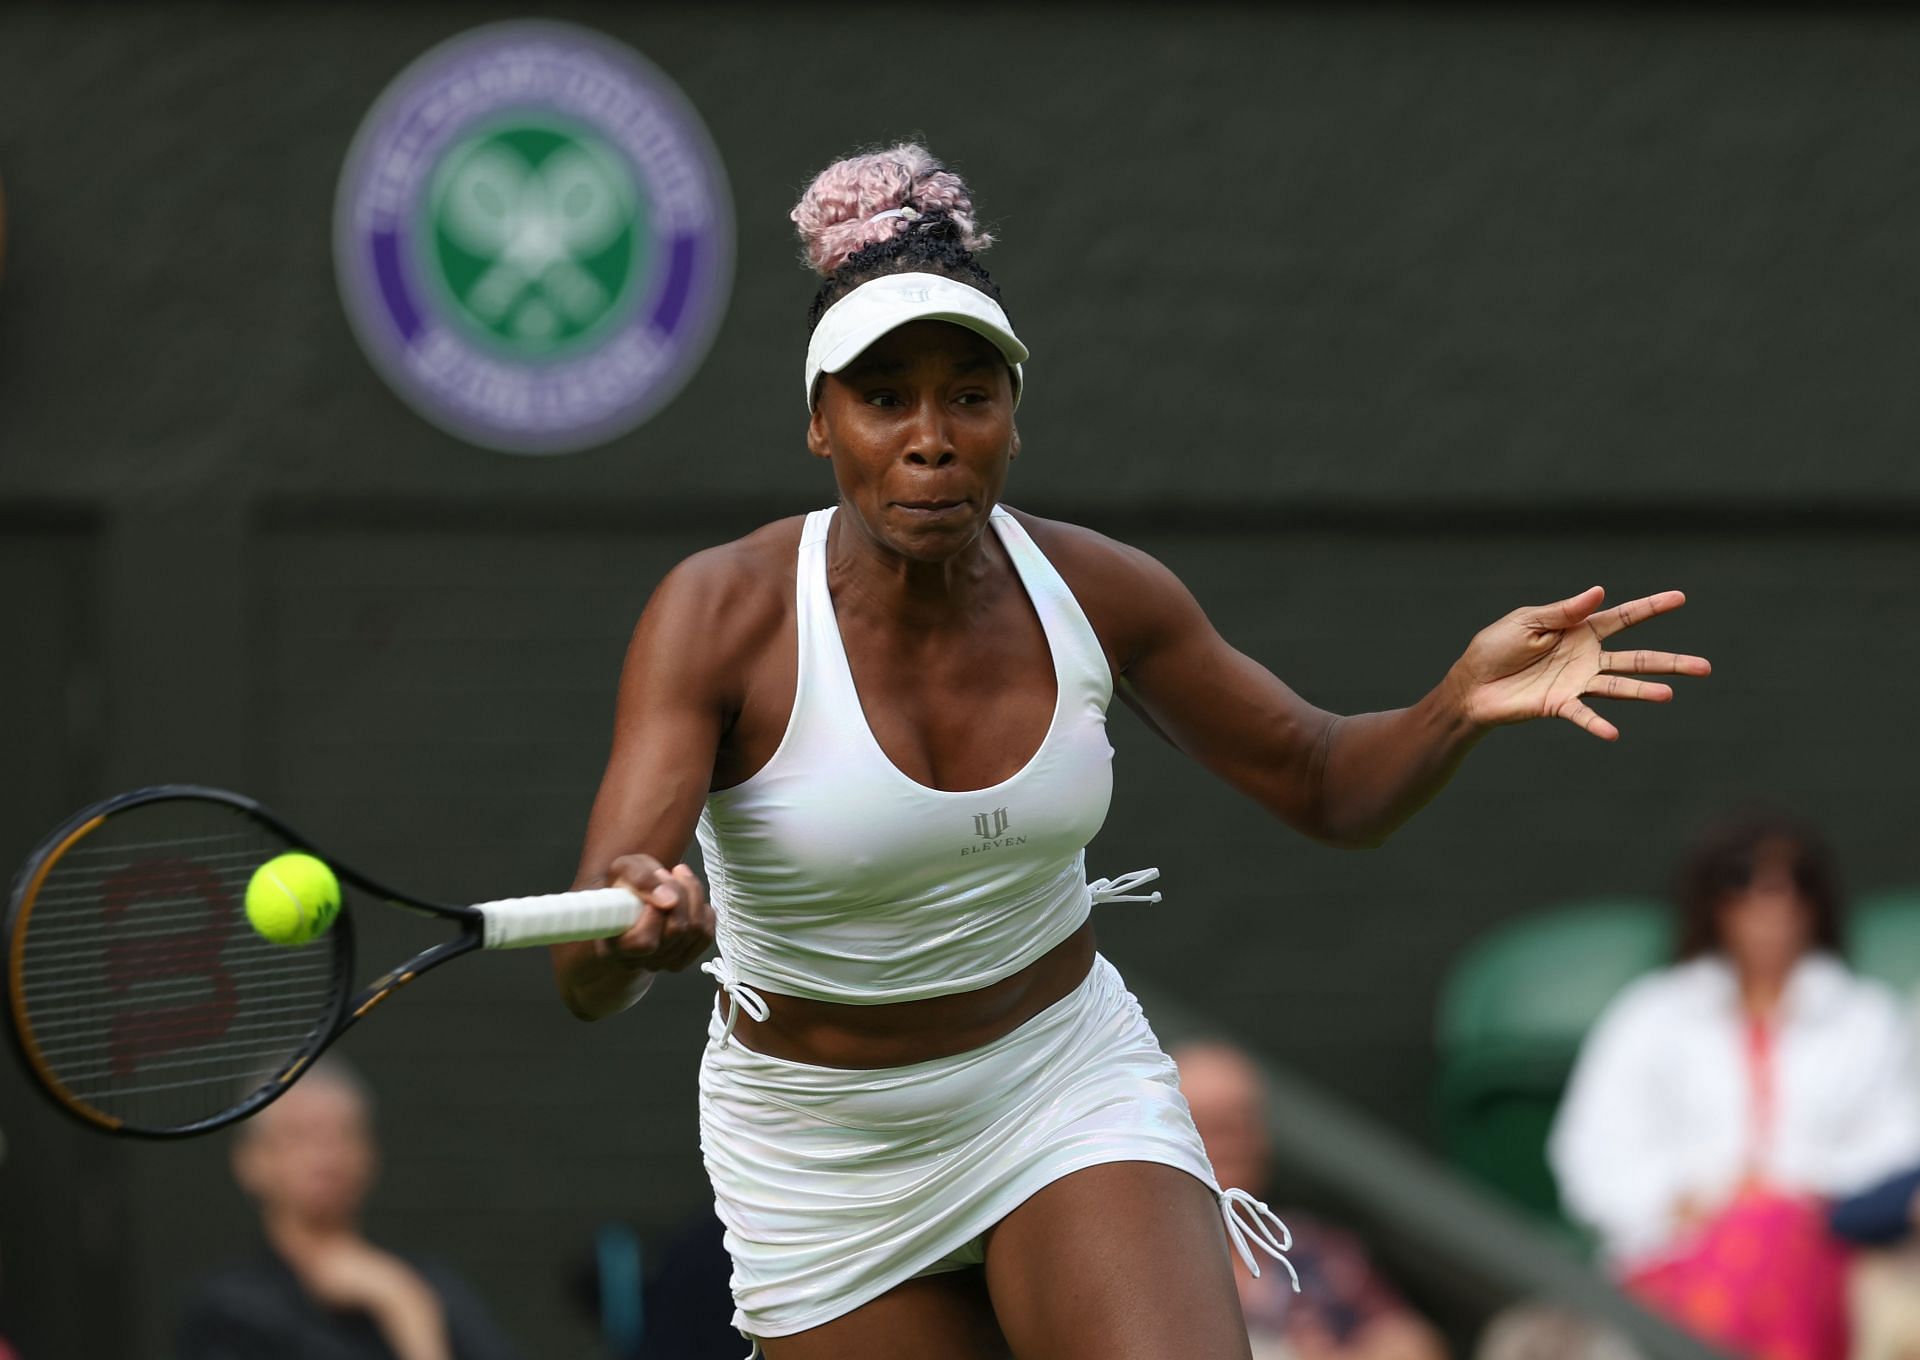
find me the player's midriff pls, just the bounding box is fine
[719,920,1095,1068]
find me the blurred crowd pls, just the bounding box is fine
[1166,808,1920,1360]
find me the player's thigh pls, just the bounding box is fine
[983,1160,1252,1360]
[757,1268,1009,1360]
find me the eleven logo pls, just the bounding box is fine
[963,807,1025,856]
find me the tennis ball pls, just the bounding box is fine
[245,853,341,946]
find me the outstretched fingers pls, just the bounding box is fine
[1588,589,1689,640]
[1526,585,1606,631]
[1599,647,1712,677]
[1586,674,1672,704]
[1558,697,1621,742]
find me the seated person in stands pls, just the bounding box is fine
[175,1056,519,1360]
[1549,814,1920,1360]
[1173,1041,1448,1360]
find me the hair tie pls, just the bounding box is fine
[866,206,922,225]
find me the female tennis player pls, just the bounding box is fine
[551,143,1709,1360]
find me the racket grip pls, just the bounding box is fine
[473,887,642,950]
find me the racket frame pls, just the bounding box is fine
[4,784,488,1139]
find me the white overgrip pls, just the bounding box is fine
[474,887,642,950]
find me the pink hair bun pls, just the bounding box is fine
[790,142,994,276]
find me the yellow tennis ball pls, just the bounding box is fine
[245,853,341,946]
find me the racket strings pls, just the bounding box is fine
[13,800,346,1132]
[61,836,275,857]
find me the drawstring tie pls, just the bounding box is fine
[1220,1187,1300,1291]
[1089,866,1163,905]
[701,956,770,1043]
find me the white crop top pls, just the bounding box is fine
[696,505,1160,1032]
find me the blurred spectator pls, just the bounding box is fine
[1548,814,1920,1360]
[1173,1041,1450,1360]
[1472,1303,1643,1360]
[175,1057,519,1360]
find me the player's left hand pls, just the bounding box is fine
[1449,586,1711,741]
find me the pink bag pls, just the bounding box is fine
[1626,1190,1851,1360]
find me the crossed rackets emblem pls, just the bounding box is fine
[434,134,637,347]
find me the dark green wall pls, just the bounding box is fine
[4,5,1919,1355]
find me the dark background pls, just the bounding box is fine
[4,4,1917,1355]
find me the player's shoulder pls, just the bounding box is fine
[631,517,805,681]
[646,516,805,619]
[664,515,804,589]
[1003,506,1197,640]
[1003,506,1176,586]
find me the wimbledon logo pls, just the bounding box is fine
[335,22,733,454]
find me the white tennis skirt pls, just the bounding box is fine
[697,952,1296,1341]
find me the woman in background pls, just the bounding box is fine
[1550,815,1920,1360]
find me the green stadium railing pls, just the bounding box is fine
[1850,890,1920,994]
[1436,900,1672,1231]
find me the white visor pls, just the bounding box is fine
[805,271,1027,410]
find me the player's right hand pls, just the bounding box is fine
[597,854,713,972]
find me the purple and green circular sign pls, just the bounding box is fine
[336,22,733,454]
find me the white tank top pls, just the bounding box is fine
[695,505,1160,1023]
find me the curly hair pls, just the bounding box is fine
[789,141,1006,334]
[1672,811,1845,961]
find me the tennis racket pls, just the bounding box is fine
[3,784,642,1138]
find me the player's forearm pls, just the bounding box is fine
[551,941,657,1021]
[1309,672,1486,848]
